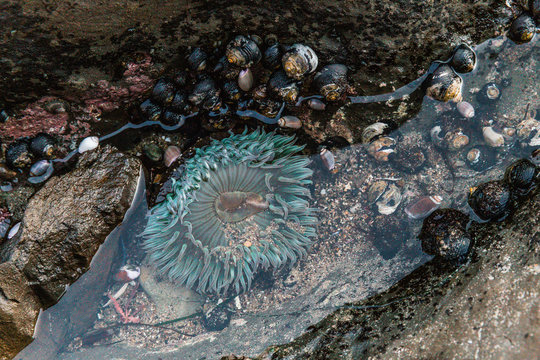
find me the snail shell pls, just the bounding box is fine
[466,145,497,171]
[6,140,33,169]
[319,147,335,171]
[151,78,177,106]
[405,195,443,220]
[282,44,318,80]
[376,183,402,215]
[238,68,254,92]
[161,110,185,126]
[503,158,539,198]
[189,77,221,110]
[78,136,100,154]
[29,133,55,158]
[278,115,302,129]
[449,44,477,73]
[187,47,208,71]
[164,146,182,167]
[30,159,52,177]
[226,35,262,67]
[312,64,348,101]
[307,98,326,111]
[456,101,475,118]
[468,180,513,221]
[169,91,189,113]
[419,208,471,262]
[425,64,463,102]
[222,81,242,102]
[268,70,300,103]
[140,99,162,121]
[516,118,540,147]
[477,82,501,104]
[263,43,283,69]
[482,126,505,147]
[367,136,396,162]
[508,13,536,44]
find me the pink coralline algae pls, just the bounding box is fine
[0,97,70,141]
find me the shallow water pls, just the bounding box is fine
[14,31,539,360]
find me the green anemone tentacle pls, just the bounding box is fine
[141,128,317,295]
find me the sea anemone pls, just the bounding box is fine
[142,129,317,295]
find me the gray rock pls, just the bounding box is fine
[0,145,141,360]
[139,265,203,320]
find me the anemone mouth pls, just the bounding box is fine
[142,129,318,295]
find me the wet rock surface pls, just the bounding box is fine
[261,191,540,359]
[0,145,141,360]
[1,0,507,106]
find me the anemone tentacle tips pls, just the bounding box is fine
[142,128,318,295]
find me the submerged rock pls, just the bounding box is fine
[0,145,141,359]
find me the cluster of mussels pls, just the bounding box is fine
[138,34,349,130]
[419,158,538,263]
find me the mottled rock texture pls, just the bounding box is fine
[0,146,140,360]
[0,0,508,106]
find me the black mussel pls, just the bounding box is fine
[151,78,177,106]
[161,110,185,126]
[468,180,513,221]
[477,82,501,104]
[466,145,497,171]
[226,35,262,68]
[508,13,536,44]
[268,70,300,103]
[187,47,208,71]
[449,44,477,73]
[313,64,349,102]
[29,133,55,158]
[222,81,242,102]
[282,43,318,80]
[189,77,221,110]
[425,64,463,102]
[173,70,188,88]
[214,56,241,80]
[169,91,189,113]
[419,208,471,262]
[503,158,539,197]
[140,99,162,121]
[263,44,282,69]
[6,139,33,169]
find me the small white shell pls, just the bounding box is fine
[8,222,21,239]
[164,146,182,167]
[114,265,141,282]
[320,148,335,171]
[482,126,505,147]
[78,136,100,153]
[307,98,326,111]
[362,122,389,144]
[278,115,302,129]
[238,68,254,91]
[456,101,475,118]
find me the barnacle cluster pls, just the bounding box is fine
[142,129,317,295]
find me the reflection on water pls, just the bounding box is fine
[17,35,539,360]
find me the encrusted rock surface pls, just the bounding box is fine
[0,145,141,360]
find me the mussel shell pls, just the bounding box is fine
[268,70,300,103]
[29,159,52,177]
[449,44,477,73]
[223,81,242,102]
[187,47,208,71]
[465,145,497,171]
[6,140,33,169]
[419,208,471,261]
[29,133,55,158]
[263,44,282,69]
[508,13,536,44]
[425,64,463,102]
[312,64,348,101]
[151,78,177,106]
[140,99,162,121]
[282,43,318,80]
[226,35,262,67]
[468,180,513,221]
[503,158,539,197]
